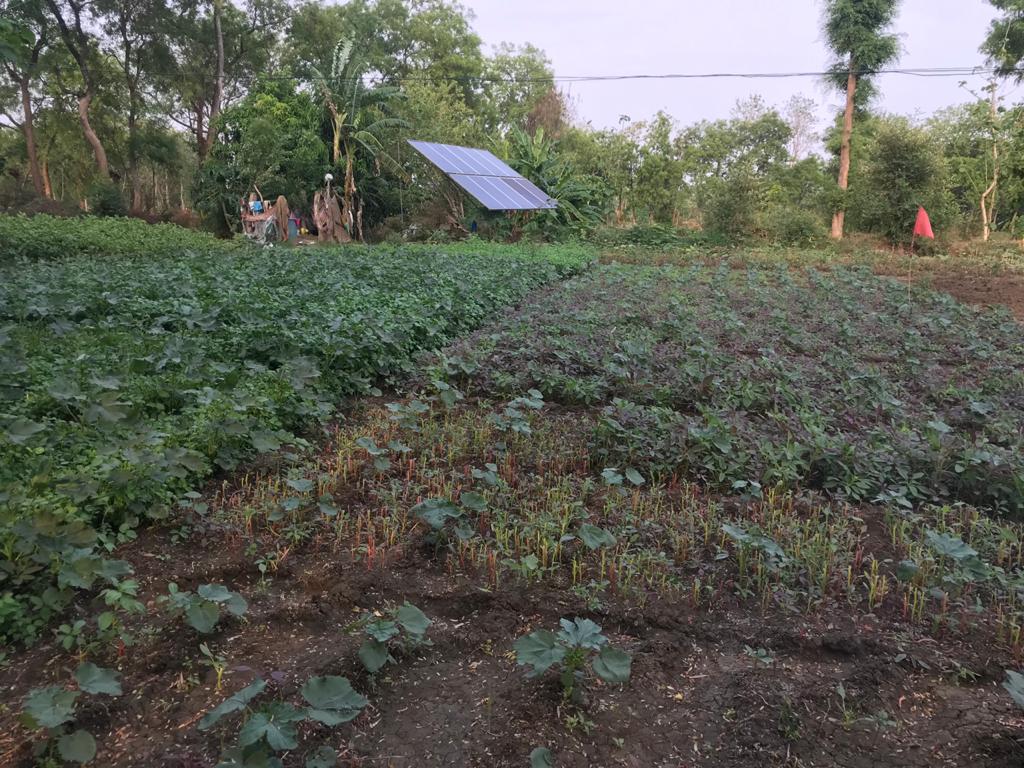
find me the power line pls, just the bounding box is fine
[134,64,1011,86]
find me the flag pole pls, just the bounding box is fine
[908,229,917,301]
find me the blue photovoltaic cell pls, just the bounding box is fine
[408,139,557,211]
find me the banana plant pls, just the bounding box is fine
[310,39,407,241]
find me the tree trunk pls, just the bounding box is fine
[831,65,857,240]
[128,104,142,209]
[45,0,111,178]
[203,0,225,159]
[981,87,999,242]
[77,90,109,176]
[19,78,45,198]
[42,155,53,198]
[342,145,357,238]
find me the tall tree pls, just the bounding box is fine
[98,0,173,207]
[822,0,900,240]
[982,0,1024,78]
[284,0,484,99]
[783,94,819,162]
[480,43,555,134]
[1,2,49,196]
[43,0,110,177]
[164,0,286,160]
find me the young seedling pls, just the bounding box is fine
[350,602,432,674]
[199,643,229,692]
[514,617,631,702]
[199,675,366,766]
[160,583,248,634]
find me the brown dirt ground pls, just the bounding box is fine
[897,270,1024,320]
[2,401,1023,768]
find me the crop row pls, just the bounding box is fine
[433,263,1024,515]
[0,236,592,642]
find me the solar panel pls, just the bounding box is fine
[407,139,558,211]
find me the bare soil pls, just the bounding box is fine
[896,269,1024,320]
[3,523,1022,768]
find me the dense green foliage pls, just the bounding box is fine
[0,221,591,643]
[438,264,1024,515]
[846,118,956,243]
[4,0,1024,245]
[0,213,240,259]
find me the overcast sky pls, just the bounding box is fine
[463,0,1013,131]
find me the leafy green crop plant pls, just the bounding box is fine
[514,617,631,702]
[198,675,367,767]
[20,662,122,764]
[160,583,248,634]
[349,601,433,674]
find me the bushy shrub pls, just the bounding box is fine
[847,119,957,245]
[763,205,826,247]
[702,172,760,240]
[86,180,126,217]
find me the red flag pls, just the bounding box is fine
[913,206,934,239]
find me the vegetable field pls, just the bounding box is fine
[2,221,1024,768]
[0,224,590,644]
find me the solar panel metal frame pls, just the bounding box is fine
[407,139,557,211]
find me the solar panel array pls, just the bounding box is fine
[407,140,558,211]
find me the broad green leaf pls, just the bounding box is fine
[600,468,623,486]
[364,619,399,642]
[925,529,978,562]
[238,703,303,751]
[58,730,97,764]
[75,662,122,696]
[592,646,632,683]
[396,602,431,638]
[286,478,314,493]
[198,584,248,616]
[23,686,79,729]
[557,618,606,651]
[359,638,390,674]
[460,491,487,512]
[198,583,233,602]
[300,675,367,725]
[514,630,567,677]
[47,378,83,401]
[6,417,45,444]
[199,679,267,730]
[186,599,221,633]
[355,436,385,455]
[578,523,616,551]
[412,498,463,530]
[624,467,645,486]
[250,431,281,452]
[530,747,554,768]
